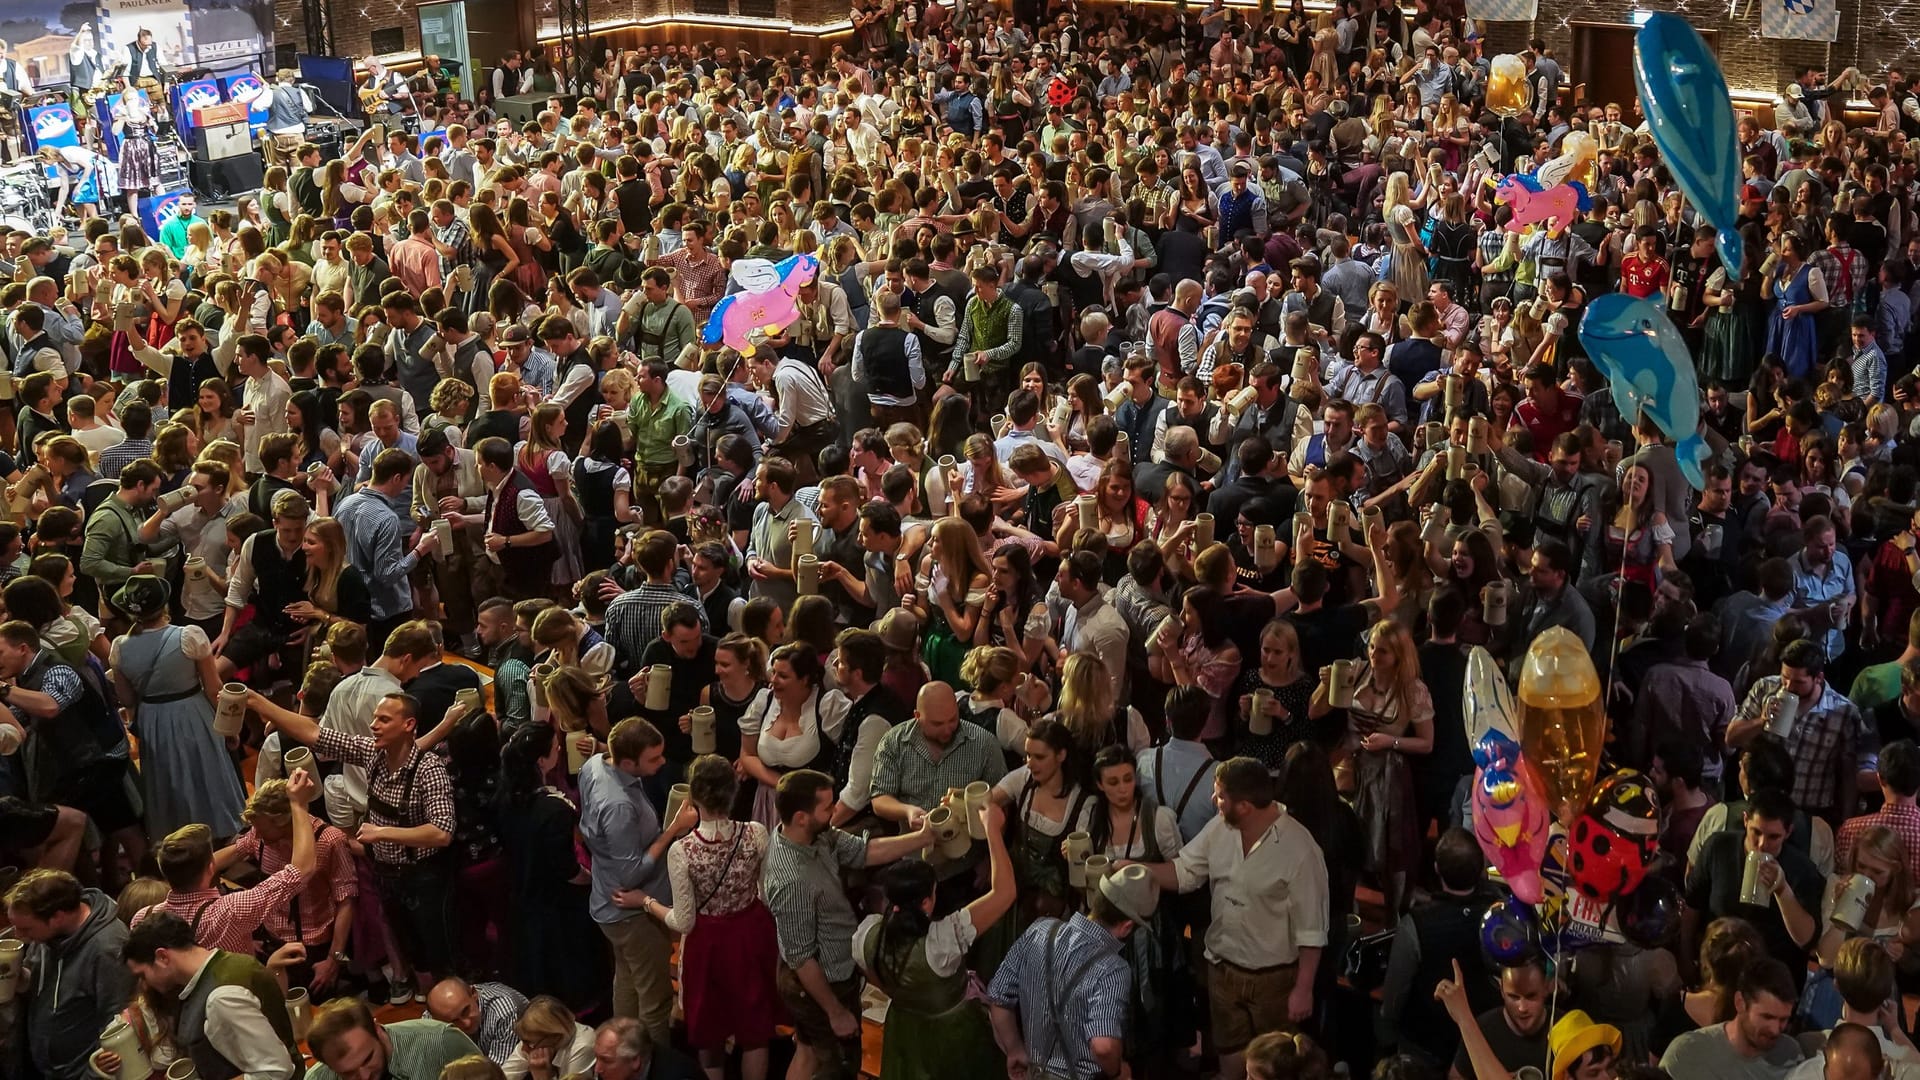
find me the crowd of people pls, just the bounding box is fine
[5,2,1920,1079]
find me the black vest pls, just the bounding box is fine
[1165,401,1225,460]
[246,533,309,635]
[178,951,301,1080]
[858,326,913,399]
[1005,280,1053,366]
[558,348,600,454]
[909,281,955,369]
[1402,892,1501,1059]
[289,167,323,217]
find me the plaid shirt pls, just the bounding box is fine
[1810,243,1864,310]
[313,727,456,866]
[869,717,1008,811]
[435,218,475,278]
[987,913,1133,1079]
[130,863,306,954]
[1836,802,1920,872]
[228,820,358,946]
[1733,676,1875,813]
[470,982,530,1065]
[762,826,870,981]
[97,438,154,480]
[604,580,705,676]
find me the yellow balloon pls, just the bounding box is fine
[1487,54,1533,120]
[1516,626,1606,826]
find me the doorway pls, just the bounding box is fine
[1569,22,1720,123]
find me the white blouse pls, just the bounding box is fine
[853,908,980,981]
[995,766,1096,839]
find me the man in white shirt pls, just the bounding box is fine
[1130,757,1330,1080]
[120,911,302,1080]
[1058,551,1130,693]
[231,334,291,475]
[842,106,884,174]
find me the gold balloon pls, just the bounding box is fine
[1516,626,1606,827]
[1486,54,1533,120]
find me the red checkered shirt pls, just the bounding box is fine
[229,819,359,947]
[131,863,306,954]
[1835,802,1920,872]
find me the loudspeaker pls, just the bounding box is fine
[194,120,253,161]
[190,155,266,200]
[496,91,572,125]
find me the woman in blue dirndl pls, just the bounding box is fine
[1763,232,1823,379]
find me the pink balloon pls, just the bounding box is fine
[1473,758,1552,905]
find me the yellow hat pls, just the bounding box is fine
[1548,1010,1622,1080]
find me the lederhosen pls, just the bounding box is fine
[365,751,455,971]
[631,300,687,361]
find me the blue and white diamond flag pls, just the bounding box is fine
[1464,0,1538,20]
[1761,0,1839,42]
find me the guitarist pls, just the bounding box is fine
[360,58,414,127]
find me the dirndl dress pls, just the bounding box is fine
[118,122,160,191]
[675,820,785,1051]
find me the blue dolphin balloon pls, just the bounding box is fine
[1577,294,1711,491]
[1634,13,1743,278]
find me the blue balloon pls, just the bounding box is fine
[1481,896,1539,966]
[1634,13,1744,278]
[1577,294,1711,491]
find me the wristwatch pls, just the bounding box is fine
[331,950,350,964]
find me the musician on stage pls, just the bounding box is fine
[126,28,164,84]
[362,58,413,122]
[249,68,311,169]
[110,78,162,215]
[0,40,26,164]
[68,24,102,97]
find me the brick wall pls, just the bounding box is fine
[274,0,419,59]
[1480,0,1865,99]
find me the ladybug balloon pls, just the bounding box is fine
[1566,770,1661,904]
[1045,77,1075,109]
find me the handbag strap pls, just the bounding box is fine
[693,822,747,914]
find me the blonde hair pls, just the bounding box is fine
[1053,652,1117,750]
[513,996,577,1049]
[960,645,1021,696]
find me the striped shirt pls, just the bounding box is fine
[869,716,1009,812]
[468,982,530,1065]
[762,826,871,981]
[986,913,1132,1079]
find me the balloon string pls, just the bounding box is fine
[1601,404,1639,720]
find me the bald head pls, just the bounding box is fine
[915,682,960,748]
[424,978,479,1034]
[1825,1023,1887,1080]
[1174,279,1203,311]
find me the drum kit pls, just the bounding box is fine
[0,163,58,233]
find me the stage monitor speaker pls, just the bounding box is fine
[194,120,254,161]
[190,156,266,200]
[496,92,570,125]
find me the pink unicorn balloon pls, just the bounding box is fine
[702,254,821,352]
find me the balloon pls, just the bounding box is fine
[1481,896,1539,965]
[1536,130,1598,190]
[1617,876,1683,949]
[1633,13,1743,278]
[1485,54,1533,119]
[1517,627,1606,826]
[1566,770,1661,904]
[1464,646,1516,746]
[1471,734,1552,904]
[1495,174,1591,233]
[701,254,821,353]
[1576,293,1711,490]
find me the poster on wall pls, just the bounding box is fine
[2,0,104,88]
